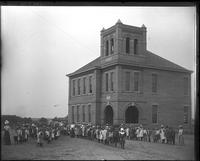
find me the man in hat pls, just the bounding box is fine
[3,120,11,145]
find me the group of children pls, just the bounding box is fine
[66,123,185,149]
[3,120,185,148]
[3,120,64,147]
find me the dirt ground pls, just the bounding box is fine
[1,134,195,160]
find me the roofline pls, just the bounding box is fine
[101,62,193,74]
[66,61,192,78]
[66,66,101,77]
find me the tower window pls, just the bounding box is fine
[106,40,109,56]
[134,39,138,55]
[110,38,114,54]
[126,37,130,54]
[125,71,130,91]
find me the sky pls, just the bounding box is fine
[1,6,196,118]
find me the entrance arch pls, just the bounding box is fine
[125,106,139,123]
[104,105,113,125]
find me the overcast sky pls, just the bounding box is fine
[1,6,196,118]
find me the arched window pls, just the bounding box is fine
[126,37,130,54]
[125,106,139,123]
[104,105,113,124]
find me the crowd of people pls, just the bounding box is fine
[2,120,185,149]
[2,120,66,147]
[65,123,185,149]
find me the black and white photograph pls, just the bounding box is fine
[1,5,197,160]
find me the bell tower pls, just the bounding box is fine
[100,19,147,66]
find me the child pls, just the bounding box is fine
[178,125,184,145]
[37,130,43,147]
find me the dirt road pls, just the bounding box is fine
[1,135,195,160]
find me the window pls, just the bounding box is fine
[110,38,114,54]
[152,105,158,123]
[83,77,86,94]
[88,105,91,122]
[134,39,138,55]
[125,72,130,91]
[106,40,109,56]
[152,74,158,93]
[89,76,92,93]
[106,73,109,91]
[78,79,81,95]
[184,106,189,124]
[77,105,79,122]
[134,72,139,91]
[72,80,76,96]
[183,77,189,95]
[82,105,85,122]
[110,72,114,91]
[126,37,130,54]
[72,106,74,123]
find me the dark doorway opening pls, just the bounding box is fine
[104,105,113,125]
[125,106,139,123]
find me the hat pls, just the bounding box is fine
[161,125,164,128]
[120,128,124,131]
[5,120,9,124]
[179,125,183,128]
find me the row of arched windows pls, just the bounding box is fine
[104,37,138,56]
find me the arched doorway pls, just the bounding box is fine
[125,106,139,123]
[104,105,113,125]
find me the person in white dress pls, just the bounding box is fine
[160,125,166,143]
[178,125,184,145]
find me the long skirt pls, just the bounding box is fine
[4,131,11,145]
